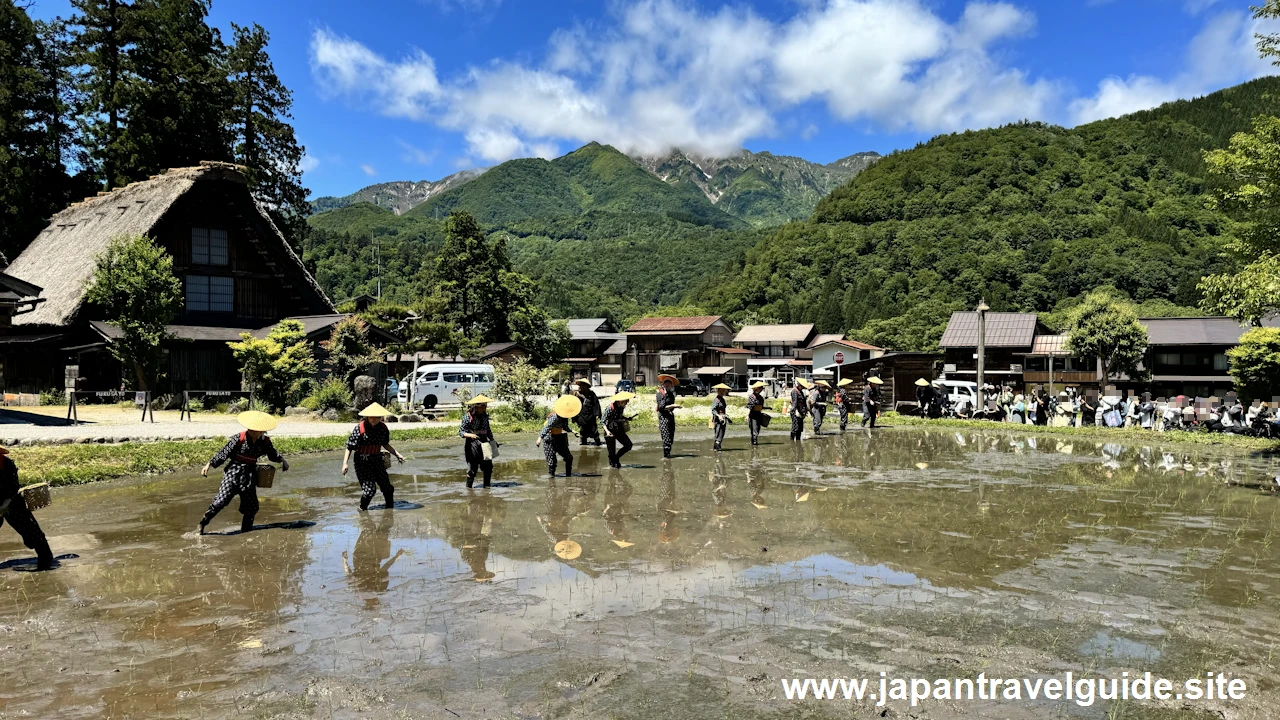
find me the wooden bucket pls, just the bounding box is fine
[255,464,276,488]
[18,483,51,511]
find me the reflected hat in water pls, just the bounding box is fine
[751,381,768,389]
[358,402,391,417]
[237,410,277,432]
[554,540,582,560]
[466,395,493,405]
[554,394,583,418]
[915,378,930,387]
[838,378,853,387]
[612,391,636,402]
[712,383,731,390]
[867,376,883,385]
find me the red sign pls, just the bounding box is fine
[834,351,845,364]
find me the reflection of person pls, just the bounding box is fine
[710,456,731,519]
[459,395,495,488]
[658,459,679,543]
[602,469,633,544]
[0,449,53,570]
[459,493,498,581]
[200,411,288,535]
[342,404,405,510]
[343,510,403,593]
[656,375,680,458]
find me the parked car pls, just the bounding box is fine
[746,377,780,398]
[937,379,978,408]
[674,377,708,397]
[615,379,636,394]
[396,363,495,409]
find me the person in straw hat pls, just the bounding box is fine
[745,381,768,446]
[538,394,582,476]
[913,378,934,418]
[809,380,829,435]
[602,390,636,468]
[459,395,496,488]
[711,383,732,451]
[572,379,603,447]
[0,447,54,570]
[788,377,810,441]
[342,403,405,510]
[835,378,855,431]
[199,411,288,535]
[655,374,681,458]
[861,375,883,428]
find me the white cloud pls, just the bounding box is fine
[1070,9,1277,124]
[299,152,319,173]
[310,0,1277,163]
[419,0,501,14]
[360,164,377,176]
[397,139,436,165]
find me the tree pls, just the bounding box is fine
[228,319,316,411]
[117,0,231,181]
[320,315,382,385]
[848,298,961,353]
[1065,291,1148,385]
[83,234,183,390]
[1227,327,1280,402]
[511,311,570,366]
[1199,114,1280,324]
[227,22,308,245]
[0,3,74,259]
[491,357,556,420]
[68,0,133,189]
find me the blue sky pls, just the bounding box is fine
[28,0,1279,198]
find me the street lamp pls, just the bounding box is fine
[975,299,990,410]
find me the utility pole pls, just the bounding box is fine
[976,299,989,410]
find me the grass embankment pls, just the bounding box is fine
[889,414,1280,452]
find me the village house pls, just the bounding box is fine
[809,338,884,384]
[624,316,735,387]
[733,323,817,387]
[938,312,1053,391]
[1,162,336,396]
[564,318,627,386]
[1119,316,1280,398]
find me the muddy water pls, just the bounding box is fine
[1,427,1278,719]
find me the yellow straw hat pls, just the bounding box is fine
[796,378,813,389]
[358,402,390,417]
[914,378,930,387]
[868,376,884,385]
[554,394,583,419]
[554,540,582,560]
[238,410,277,432]
[573,378,592,386]
[658,374,679,384]
[612,391,636,402]
[750,381,767,389]
[466,395,493,405]
[712,383,731,390]
[837,378,853,387]
[814,380,830,388]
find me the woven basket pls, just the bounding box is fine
[381,451,392,469]
[255,464,276,488]
[18,483,51,511]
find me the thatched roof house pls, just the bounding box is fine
[0,162,335,395]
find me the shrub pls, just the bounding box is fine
[39,388,66,406]
[307,377,353,413]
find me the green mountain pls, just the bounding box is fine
[633,149,880,227]
[407,142,746,229]
[693,77,1280,351]
[309,170,485,215]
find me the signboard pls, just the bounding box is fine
[64,366,78,391]
[833,351,845,364]
[1010,364,1023,372]
[135,391,147,406]
[943,364,957,373]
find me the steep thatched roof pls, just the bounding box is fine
[7,162,332,327]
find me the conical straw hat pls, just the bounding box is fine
[359,402,390,417]
[554,394,583,419]
[238,411,277,432]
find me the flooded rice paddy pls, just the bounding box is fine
[1,426,1278,719]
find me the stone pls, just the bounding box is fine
[284,406,310,417]
[54,438,73,445]
[385,415,399,422]
[18,438,37,446]
[75,437,91,444]
[401,413,421,423]
[92,437,107,444]
[320,409,340,421]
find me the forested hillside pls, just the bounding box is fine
[693,77,1280,350]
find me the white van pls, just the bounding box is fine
[397,363,495,409]
[937,380,978,408]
